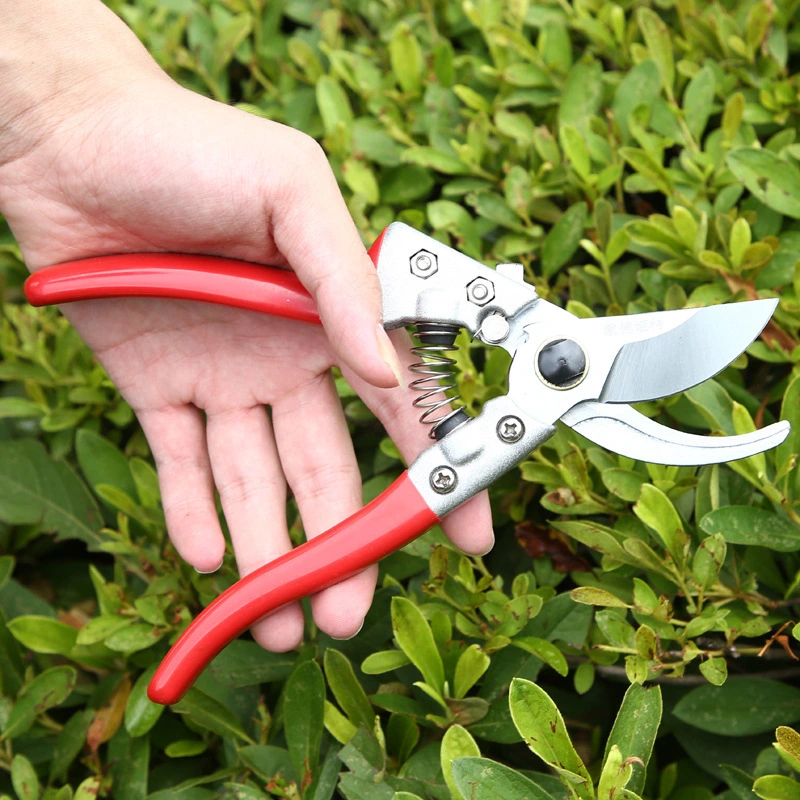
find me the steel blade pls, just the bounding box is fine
[599,299,778,403]
[562,401,790,465]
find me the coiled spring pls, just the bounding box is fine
[410,323,469,440]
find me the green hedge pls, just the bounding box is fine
[1,0,800,798]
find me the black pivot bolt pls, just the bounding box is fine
[537,339,587,389]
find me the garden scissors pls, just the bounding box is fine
[25,222,791,704]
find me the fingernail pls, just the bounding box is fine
[331,619,365,641]
[195,559,224,575]
[376,325,405,388]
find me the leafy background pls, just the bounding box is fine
[1,0,800,798]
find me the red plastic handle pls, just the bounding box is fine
[24,253,322,324]
[23,227,390,320]
[148,472,438,705]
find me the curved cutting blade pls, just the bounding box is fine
[562,401,790,465]
[599,299,778,403]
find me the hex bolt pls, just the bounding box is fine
[497,416,525,443]
[410,249,438,278]
[430,466,457,494]
[466,277,495,306]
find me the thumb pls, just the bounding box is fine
[271,137,403,389]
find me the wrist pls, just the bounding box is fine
[0,0,164,168]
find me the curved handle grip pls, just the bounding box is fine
[148,471,438,705]
[24,253,322,324]
[24,228,391,321]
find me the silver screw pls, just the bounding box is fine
[430,466,457,494]
[466,277,495,306]
[410,249,438,278]
[497,416,524,443]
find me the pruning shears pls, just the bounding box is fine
[24,222,791,705]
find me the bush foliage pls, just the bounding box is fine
[1,0,800,798]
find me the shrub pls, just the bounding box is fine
[1,0,799,798]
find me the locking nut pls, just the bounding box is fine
[410,249,438,278]
[466,277,495,306]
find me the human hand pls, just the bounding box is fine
[0,1,493,649]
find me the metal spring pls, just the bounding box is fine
[409,324,467,439]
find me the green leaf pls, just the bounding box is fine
[0,440,102,547]
[124,665,165,737]
[391,597,445,694]
[570,587,629,608]
[776,727,800,771]
[8,615,77,655]
[51,708,94,782]
[105,623,163,654]
[342,157,380,204]
[700,507,799,551]
[559,62,603,135]
[453,644,491,698]
[387,714,419,765]
[108,725,149,800]
[11,754,39,800]
[284,660,325,785]
[75,428,137,501]
[324,649,374,731]
[612,60,661,142]
[602,469,646,503]
[208,640,294,687]
[541,202,588,278]
[692,533,726,590]
[75,777,102,800]
[574,661,595,695]
[211,12,252,76]
[512,637,569,676]
[403,147,470,176]
[316,76,353,136]
[727,149,800,219]
[239,744,297,784]
[560,126,591,181]
[509,678,593,800]
[4,666,77,740]
[633,484,686,563]
[683,65,716,142]
[390,22,422,95]
[361,650,412,674]
[699,657,728,686]
[451,757,557,800]
[173,687,255,743]
[324,700,357,744]
[381,165,434,205]
[0,397,44,419]
[637,8,674,94]
[605,684,661,796]
[76,614,134,646]
[753,776,800,800]
[495,110,535,144]
[673,679,800,735]
[442,725,481,800]
[0,556,14,593]
[165,739,207,757]
[620,148,673,195]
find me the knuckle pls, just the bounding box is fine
[290,462,360,510]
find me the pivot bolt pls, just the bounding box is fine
[537,339,587,390]
[497,416,525,443]
[430,466,457,494]
[410,249,438,278]
[480,313,510,344]
[466,277,495,306]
